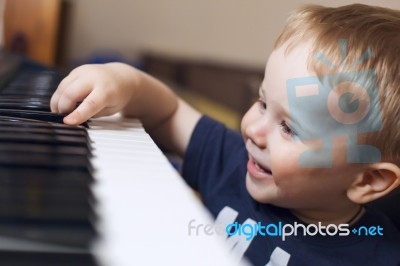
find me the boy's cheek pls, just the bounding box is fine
[270,145,320,178]
[270,151,300,178]
[240,120,247,140]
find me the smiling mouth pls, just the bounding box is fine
[247,155,273,178]
[254,160,272,174]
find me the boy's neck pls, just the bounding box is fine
[290,204,365,226]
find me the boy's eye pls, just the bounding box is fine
[280,121,297,137]
[257,98,267,110]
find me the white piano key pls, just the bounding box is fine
[88,114,240,266]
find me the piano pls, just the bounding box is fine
[0,50,238,265]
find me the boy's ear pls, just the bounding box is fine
[347,163,400,204]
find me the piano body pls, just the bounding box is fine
[0,51,237,265]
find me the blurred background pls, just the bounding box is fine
[2,0,400,129]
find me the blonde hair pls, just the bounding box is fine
[275,4,400,163]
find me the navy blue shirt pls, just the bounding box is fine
[182,116,400,266]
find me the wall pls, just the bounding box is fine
[62,0,400,68]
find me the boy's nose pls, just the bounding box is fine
[245,117,268,149]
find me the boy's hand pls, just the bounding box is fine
[50,63,138,125]
[50,62,201,155]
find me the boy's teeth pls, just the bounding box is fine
[255,162,266,172]
[255,161,271,174]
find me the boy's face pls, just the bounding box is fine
[241,42,366,210]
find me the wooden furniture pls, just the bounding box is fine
[143,52,264,129]
[3,0,61,65]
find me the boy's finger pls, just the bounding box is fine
[51,75,78,113]
[63,92,105,125]
[56,78,94,114]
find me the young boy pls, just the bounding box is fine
[50,4,400,266]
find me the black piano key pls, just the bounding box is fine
[0,97,50,103]
[0,250,97,266]
[0,103,51,112]
[0,95,51,101]
[0,163,95,205]
[0,201,95,221]
[0,218,96,248]
[0,153,93,173]
[0,143,91,157]
[0,89,53,96]
[0,105,51,111]
[0,94,52,101]
[0,109,89,128]
[6,70,62,88]
[0,186,94,205]
[0,167,93,187]
[0,125,90,139]
[0,116,90,135]
[0,206,95,224]
[0,132,91,150]
[0,98,50,103]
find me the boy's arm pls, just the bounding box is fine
[50,62,201,156]
[121,70,201,156]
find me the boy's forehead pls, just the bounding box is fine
[265,42,314,82]
[261,42,315,103]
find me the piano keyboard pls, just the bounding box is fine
[0,51,237,265]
